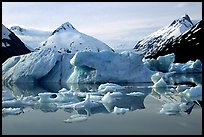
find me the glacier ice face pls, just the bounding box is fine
[2,48,74,83]
[68,50,154,83]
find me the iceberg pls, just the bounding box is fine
[179,85,202,101]
[143,53,175,72]
[169,59,202,73]
[144,53,202,73]
[68,50,154,83]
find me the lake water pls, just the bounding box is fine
[2,74,202,135]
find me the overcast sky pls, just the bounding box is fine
[2,2,202,50]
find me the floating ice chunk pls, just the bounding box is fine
[179,102,195,114]
[38,92,57,103]
[64,114,88,123]
[2,99,23,108]
[169,59,202,73]
[113,106,129,115]
[176,85,190,92]
[61,94,100,110]
[160,101,196,115]
[57,89,78,103]
[151,72,175,84]
[143,53,175,72]
[38,90,78,104]
[98,83,124,94]
[160,103,181,115]
[179,85,202,101]
[151,72,163,83]
[102,92,123,104]
[157,53,175,72]
[152,77,167,88]
[2,90,16,101]
[2,108,23,116]
[58,88,70,92]
[89,94,103,102]
[126,92,145,96]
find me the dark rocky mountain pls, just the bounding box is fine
[2,24,31,64]
[133,14,194,57]
[145,20,202,63]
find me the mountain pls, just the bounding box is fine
[145,20,202,63]
[2,24,31,64]
[36,22,114,53]
[10,26,51,51]
[134,14,194,56]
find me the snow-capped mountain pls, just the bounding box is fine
[2,24,31,63]
[10,26,51,51]
[145,20,202,63]
[36,22,114,53]
[134,14,194,56]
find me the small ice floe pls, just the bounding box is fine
[64,114,88,123]
[98,83,124,94]
[2,99,23,108]
[113,106,129,115]
[2,108,23,116]
[176,85,190,92]
[56,89,78,103]
[102,92,123,104]
[159,103,181,115]
[101,92,124,112]
[38,91,77,104]
[160,101,196,115]
[60,94,100,110]
[126,92,145,96]
[38,92,57,103]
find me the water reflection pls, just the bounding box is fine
[2,73,202,123]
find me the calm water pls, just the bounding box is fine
[2,76,202,135]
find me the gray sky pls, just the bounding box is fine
[2,2,202,50]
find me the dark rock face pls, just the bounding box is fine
[2,26,31,64]
[145,20,202,63]
[134,14,194,56]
